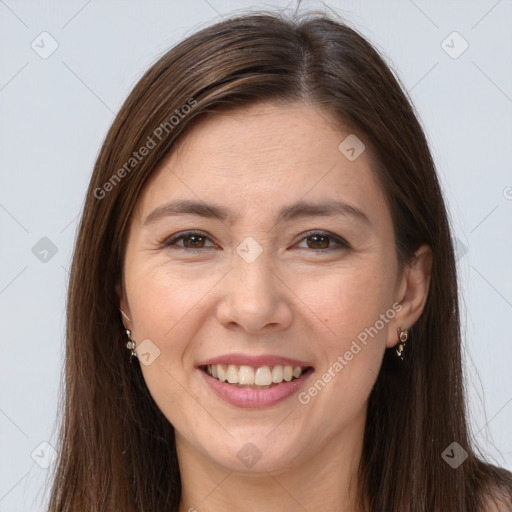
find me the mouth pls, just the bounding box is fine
[197,360,315,408]
[199,363,313,389]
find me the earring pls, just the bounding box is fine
[396,327,409,360]
[125,329,138,363]
[119,308,131,322]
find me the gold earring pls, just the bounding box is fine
[125,329,137,363]
[396,327,408,360]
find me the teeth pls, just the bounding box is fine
[238,365,255,385]
[255,366,272,386]
[226,365,238,384]
[205,364,308,386]
[217,364,227,383]
[271,365,283,383]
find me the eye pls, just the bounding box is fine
[295,231,350,252]
[161,230,350,253]
[162,231,216,251]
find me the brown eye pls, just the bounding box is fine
[305,234,330,250]
[182,234,206,248]
[163,231,215,251]
[296,231,350,252]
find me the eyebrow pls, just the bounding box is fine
[142,198,371,227]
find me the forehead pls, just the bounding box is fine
[135,102,390,229]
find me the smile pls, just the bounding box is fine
[198,362,314,408]
[202,364,308,388]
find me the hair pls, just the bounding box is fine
[46,9,512,512]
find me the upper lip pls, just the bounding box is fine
[197,353,314,368]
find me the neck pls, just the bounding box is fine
[176,411,367,512]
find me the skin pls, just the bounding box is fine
[117,102,432,512]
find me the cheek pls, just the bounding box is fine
[296,262,393,405]
[304,259,395,341]
[125,264,208,427]
[123,262,210,406]
[126,261,213,343]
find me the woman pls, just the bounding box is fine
[46,10,512,512]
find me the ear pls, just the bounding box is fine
[386,244,432,348]
[115,281,133,331]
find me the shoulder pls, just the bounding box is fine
[480,488,512,512]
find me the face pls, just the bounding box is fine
[118,102,430,475]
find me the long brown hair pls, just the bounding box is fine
[46,10,512,511]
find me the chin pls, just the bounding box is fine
[201,432,304,474]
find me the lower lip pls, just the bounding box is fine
[199,367,314,408]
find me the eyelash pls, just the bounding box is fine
[161,230,350,253]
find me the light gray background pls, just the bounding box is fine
[0,0,511,510]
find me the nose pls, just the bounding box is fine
[216,255,293,334]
